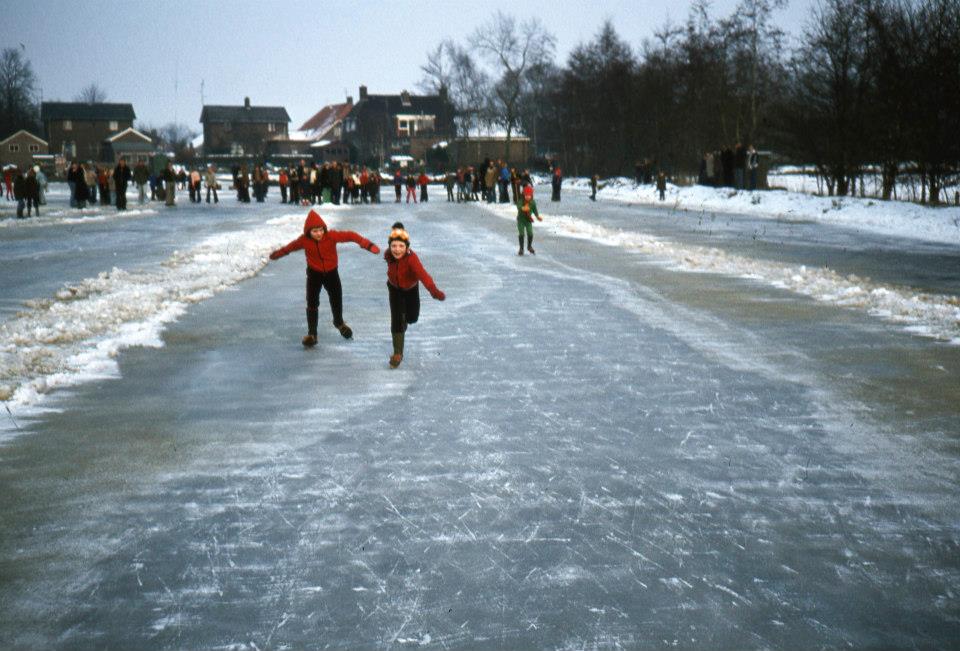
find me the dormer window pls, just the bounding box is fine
[109,121,118,130]
[268,123,276,132]
[63,120,73,131]
[401,91,412,107]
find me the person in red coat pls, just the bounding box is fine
[384,222,445,368]
[269,209,380,347]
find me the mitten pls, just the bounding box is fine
[432,289,446,301]
[269,250,282,260]
[369,244,381,254]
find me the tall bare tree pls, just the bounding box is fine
[470,12,556,159]
[0,47,39,137]
[75,83,108,103]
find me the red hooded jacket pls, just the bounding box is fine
[385,249,444,300]
[270,210,377,272]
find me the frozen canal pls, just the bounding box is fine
[1,184,958,650]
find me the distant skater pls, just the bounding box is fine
[384,222,445,368]
[516,187,542,255]
[269,210,380,347]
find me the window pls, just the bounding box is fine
[268,123,276,133]
[28,144,40,153]
[109,121,118,131]
[63,120,73,130]
[8,144,19,153]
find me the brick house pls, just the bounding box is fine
[40,102,136,162]
[342,85,455,167]
[200,97,290,158]
[101,127,155,164]
[0,130,48,170]
[268,99,355,163]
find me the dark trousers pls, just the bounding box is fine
[388,282,420,334]
[306,267,344,334]
[116,187,127,210]
[280,185,287,203]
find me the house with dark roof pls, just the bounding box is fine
[342,85,455,167]
[199,97,290,157]
[40,101,136,161]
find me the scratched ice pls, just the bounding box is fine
[0,182,958,650]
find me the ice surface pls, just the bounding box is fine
[0,183,958,649]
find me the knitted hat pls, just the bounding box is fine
[523,185,534,200]
[388,222,409,245]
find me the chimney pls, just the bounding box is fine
[244,96,251,109]
[359,85,368,101]
[401,90,411,106]
[439,85,448,102]
[346,96,353,106]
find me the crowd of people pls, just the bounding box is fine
[697,143,760,190]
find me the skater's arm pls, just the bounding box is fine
[331,230,381,254]
[269,236,305,260]
[409,254,445,301]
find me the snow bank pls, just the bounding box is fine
[0,211,314,421]
[572,177,960,246]
[480,202,960,345]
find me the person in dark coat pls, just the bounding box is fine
[114,157,133,210]
[75,164,90,208]
[551,166,562,201]
[23,168,40,216]
[13,168,25,217]
[656,171,667,201]
[734,142,746,189]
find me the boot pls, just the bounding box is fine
[304,308,319,346]
[336,322,353,339]
[518,235,524,256]
[527,234,535,255]
[389,332,404,368]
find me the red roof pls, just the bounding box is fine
[299,102,353,138]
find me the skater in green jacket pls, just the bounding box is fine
[515,193,542,255]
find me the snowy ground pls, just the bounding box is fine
[0,183,958,649]
[577,175,960,247]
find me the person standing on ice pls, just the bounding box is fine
[516,185,542,255]
[269,210,381,347]
[656,170,667,201]
[384,222,445,368]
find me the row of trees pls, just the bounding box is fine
[420,0,959,202]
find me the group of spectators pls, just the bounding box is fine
[698,143,760,190]
[3,165,48,218]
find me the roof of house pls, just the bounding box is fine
[105,127,152,143]
[200,104,290,124]
[40,102,136,122]
[356,93,446,117]
[0,129,48,146]
[299,102,353,138]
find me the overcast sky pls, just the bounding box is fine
[5,0,814,132]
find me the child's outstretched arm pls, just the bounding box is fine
[269,237,305,260]
[330,230,381,255]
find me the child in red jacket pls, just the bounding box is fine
[384,222,445,368]
[269,209,380,346]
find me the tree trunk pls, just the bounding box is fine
[881,162,897,201]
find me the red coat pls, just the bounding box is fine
[385,250,444,299]
[270,210,377,273]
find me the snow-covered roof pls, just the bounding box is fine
[105,127,152,143]
[390,155,415,162]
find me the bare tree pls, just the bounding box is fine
[75,83,108,103]
[0,47,39,136]
[470,12,556,159]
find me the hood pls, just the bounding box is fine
[303,209,327,236]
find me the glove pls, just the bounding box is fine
[431,289,446,301]
[369,244,381,254]
[269,250,282,260]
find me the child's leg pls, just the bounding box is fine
[305,268,322,335]
[321,269,345,327]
